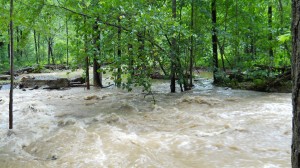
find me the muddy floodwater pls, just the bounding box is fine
[0,78,292,168]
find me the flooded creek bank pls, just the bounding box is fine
[0,79,292,168]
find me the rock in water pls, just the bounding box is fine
[0,75,11,80]
[20,76,70,89]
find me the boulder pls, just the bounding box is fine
[44,64,68,70]
[20,76,70,89]
[0,75,11,80]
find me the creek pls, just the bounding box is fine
[0,77,292,168]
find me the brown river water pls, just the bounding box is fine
[0,76,292,168]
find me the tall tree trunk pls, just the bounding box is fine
[34,30,39,64]
[128,43,134,76]
[85,56,90,90]
[76,26,79,63]
[177,1,189,91]
[93,18,103,88]
[234,0,240,64]
[127,18,134,77]
[47,38,51,64]
[16,26,19,61]
[93,58,102,87]
[137,29,146,74]
[292,1,300,167]
[116,17,122,87]
[84,17,90,90]
[170,0,177,93]
[37,33,41,61]
[189,0,195,87]
[218,0,229,72]
[20,30,22,58]
[66,17,69,66]
[219,42,226,72]
[48,37,55,65]
[9,0,14,129]
[7,28,10,59]
[268,4,274,59]
[50,38,55,64]
[212,0,218,83]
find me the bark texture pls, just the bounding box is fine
[212,0,218,83]
[292,0,300,167]
[9,0,14,129]
[170,0,176,93]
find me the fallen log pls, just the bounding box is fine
[70,77,85,84]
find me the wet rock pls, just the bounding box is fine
[51,155,58,160]
[7,130,15,137]
[70,76,85,84]
[58,119,76,126]
[20,76,70,89]
[105,113,119,124]
[178,96,220,106]
[118,103,138,113]
[17,67,34,74]
[0,75,11,80]
[44,64,68,70]
[84,95,100,100]
[46,154,58,160]
[29,85,39,90]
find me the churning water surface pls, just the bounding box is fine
[0,78,292,168]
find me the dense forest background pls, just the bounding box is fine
[0,0,292,92]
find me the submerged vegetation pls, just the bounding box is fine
[0,0,292,92]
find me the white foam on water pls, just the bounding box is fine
[0,86,293,168]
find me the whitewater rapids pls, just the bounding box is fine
[0,78,292,168]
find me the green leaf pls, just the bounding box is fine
[277,33,291,44]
